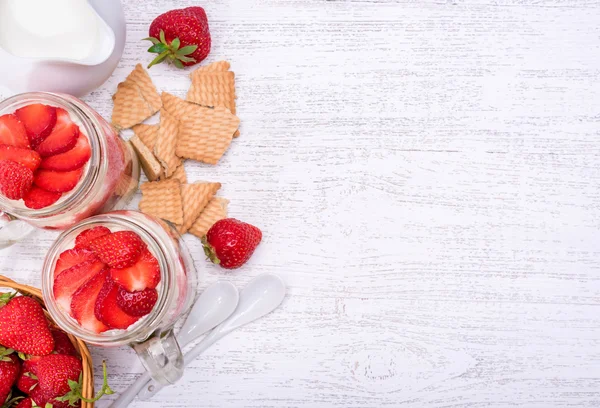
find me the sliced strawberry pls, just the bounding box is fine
[116,287,158,316]
[94,278,140,330]
[54,247,98,276]
[0,114,29,148]
[74,226,111,250]
[35,108,78,157]
[50,328,78,356]
[71,269,110,334]
[0,159,33,200]
[33,167,83,193]
[53,260,106,313]
[0,145,41,171]
[15,104,57,147]
[23,186,62,209]
[40,133,91,171]
[88,231,146,269]
[109,248,160,291]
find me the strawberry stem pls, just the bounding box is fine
[201,236,221,265]
[55,360,114,405]
[143,29,197,69]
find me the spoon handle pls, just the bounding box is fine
[108,371,151,408]
[137,329,226,400]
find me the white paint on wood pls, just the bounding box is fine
[1,0,600,406]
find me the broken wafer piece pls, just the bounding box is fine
[193,60,231,73]
[187,71,236,114]
[130,135,162,181]
[132,124,159,150]
[126,64,162,113]
[154,109,181,178]
[176,106,240,165]
[161,92,203,120]
[189,197,229,238]
[178,182,221,233]
[112,81,155,129]
[168,163,187,184]
[139,179,184,225]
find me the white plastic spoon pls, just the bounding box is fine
[137,273,286,400]
[109,281,239,408]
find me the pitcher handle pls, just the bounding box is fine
[0,212,35,249]
[132,328,184,386]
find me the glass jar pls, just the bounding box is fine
[0,92,140,247]
[41,210,198,385]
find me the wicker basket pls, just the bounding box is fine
[0,275,95,408]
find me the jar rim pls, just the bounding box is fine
[41,211,182,346]
[0,92,106,219]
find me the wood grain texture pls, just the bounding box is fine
[1,0,600,407]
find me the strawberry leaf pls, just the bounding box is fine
[147,50,171,69]
[177,55,196,63]
[142,37,160,45]
[148,43,169,54]
[171,37,181,51]
[176,45,198,56]
[0,291,16,307]
[172,59,184,69]
[159,30,166,44]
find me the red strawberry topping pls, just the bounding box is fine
[35,108,79,157]
[109,248,160,292]
[116,287,158,317]
[146,7,211,68]
[70,269,110,334]
[40,133,91,171]
[0,296,54,356]
[88,231,145,269]
[94,278,140,330]
[53,260,107,313]
[23,186,62,209]
[55,248,97,276]
[15,104,57,148]
[74,226,111,250]
[0,145,41,171]
[0,160,33,200]
[34,167,83,193]
[0,114,29,149]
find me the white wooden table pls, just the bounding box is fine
[2,0,600,406]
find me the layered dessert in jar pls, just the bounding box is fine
[0,92,139,230]
[42,211,196,346]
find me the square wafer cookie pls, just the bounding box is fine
[130,135,161,181]
[189,197,229,238]
[139,179,183,225]
[178,182,221,233]
[192,60,231,73]
[112,81,154,130]
[187,71,236,114]
[132,124,159,150]
[168,163,187,184]
[176,106,240,165]
[126,64,162,113]
[154,109,181,178]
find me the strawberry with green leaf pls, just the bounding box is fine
[0,348,20,404]
[144,6,211,69]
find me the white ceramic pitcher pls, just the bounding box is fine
[0,0,126,97]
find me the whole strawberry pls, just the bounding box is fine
[202,218,262,269]
[0,350,20,404]
[145,6,211,69]
[0,294,54,356]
